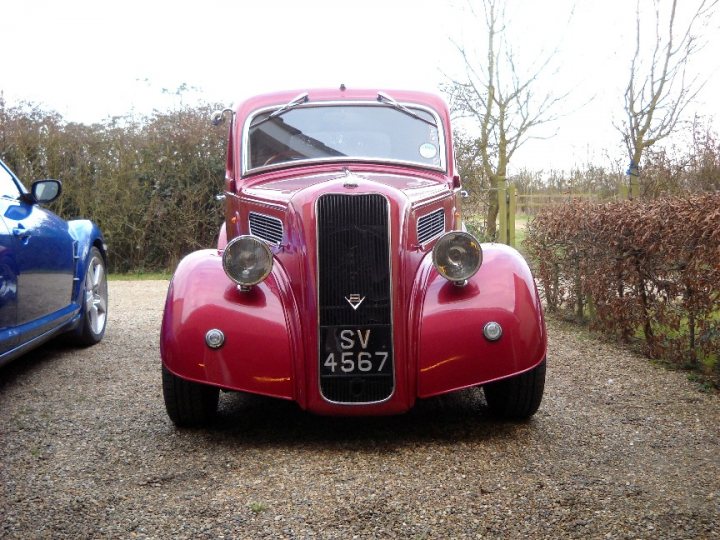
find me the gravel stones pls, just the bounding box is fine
[1,281,718,539]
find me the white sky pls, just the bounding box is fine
[2,0,719,173]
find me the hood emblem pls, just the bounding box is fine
[345,294,366,310]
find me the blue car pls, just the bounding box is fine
[0,159,108,367]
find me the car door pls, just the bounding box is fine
[0,163,75,344]
[0,211,19,354]
[0,165,20,353]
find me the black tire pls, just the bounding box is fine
[73,246,108,346]
[483,359,546,420]
[162,365,219,427]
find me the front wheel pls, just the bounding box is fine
[73,246,108,346]
[483,359,546,420]
[162,365,219,427]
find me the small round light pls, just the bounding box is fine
[205,329,225,349]
[483,321,503,341]
[222,235,273,286]
[432,231,483,283]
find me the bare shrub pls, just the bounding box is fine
[525,194,720,377]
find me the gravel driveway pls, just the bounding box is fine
[1,281,718,539]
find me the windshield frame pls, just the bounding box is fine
[241,100,446,176]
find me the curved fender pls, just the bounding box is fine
[414,243,546,398]
[160,249,297,400]
[67,219,107,305]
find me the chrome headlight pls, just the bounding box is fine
[222,235,273,286]
[432,231,482,284]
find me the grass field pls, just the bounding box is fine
[514,213,529,250]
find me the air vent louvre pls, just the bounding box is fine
[417,208,445,245]
[248,212,283,245]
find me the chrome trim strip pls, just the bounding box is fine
[315,192,395,406]
[247,156,445,176]
[412,192,452,210]
[238,197,286,211]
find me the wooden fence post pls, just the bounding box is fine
[495,181,516,247]
[497,178,507,244]
[508,185,516,248]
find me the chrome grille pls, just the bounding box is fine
[248,212,283,245]
[417,208,445,244]
[317,194,394,404]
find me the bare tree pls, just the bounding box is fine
[445,0,566,239]
[621,0,718,197]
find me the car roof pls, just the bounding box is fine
[234,88,449,119]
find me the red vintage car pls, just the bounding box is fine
[160,87,546,426]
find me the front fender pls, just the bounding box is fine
[160,250,297,400]
[415,243,546,398]
[67,219,106,305]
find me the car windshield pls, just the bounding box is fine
[246,104,443,172]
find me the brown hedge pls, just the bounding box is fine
[524,194,720,371]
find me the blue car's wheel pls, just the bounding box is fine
[75,247,108,345]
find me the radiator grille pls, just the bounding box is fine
[417,208,445,244]
[248,212,283,245]
[317,194,394,403]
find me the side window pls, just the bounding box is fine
[0,165,21,199]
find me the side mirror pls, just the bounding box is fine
[211,108,234,126]
[31,179,62,204]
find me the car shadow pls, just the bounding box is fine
[0,340,77,390]
[193,388,538,449]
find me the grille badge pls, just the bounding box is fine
[345,294,366,310]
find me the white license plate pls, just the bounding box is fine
[319,326,392,376]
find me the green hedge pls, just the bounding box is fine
[1,100,226,273]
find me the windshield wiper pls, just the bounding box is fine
[377,91,437,127]
[250,92,309,128]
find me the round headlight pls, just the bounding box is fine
[222,235,273,286]
[432,231,482,283]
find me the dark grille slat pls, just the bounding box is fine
[249,212,283,244]
[417,208,445,244]
[317,194,394,403]
[320,378,393,403]
[318,195,391,326]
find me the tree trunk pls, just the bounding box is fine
[627,146,643,199]
[485,166,507,241]
[486,193,499,239]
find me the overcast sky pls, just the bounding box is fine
[2,0,719,173]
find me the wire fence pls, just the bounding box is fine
[461,189,622,244]
[516,192,614,215]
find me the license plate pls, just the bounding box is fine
[319,326,393,376]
